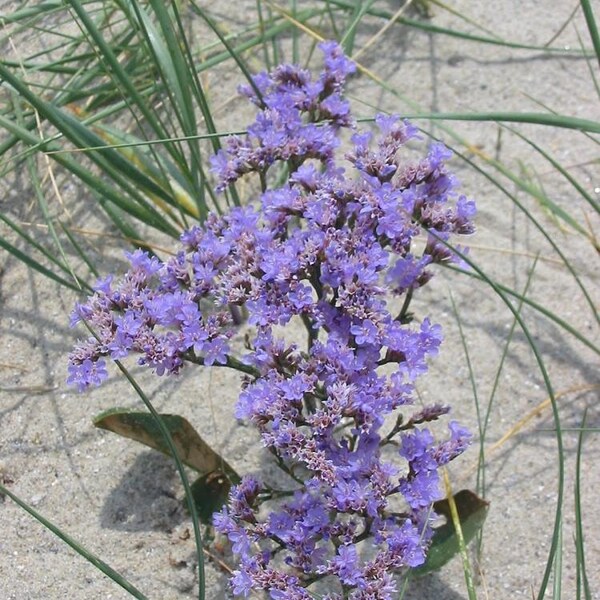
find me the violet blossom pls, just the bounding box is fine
[68,42,475,599]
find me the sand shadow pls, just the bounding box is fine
[401,572,468,600]
[100,450,186,532]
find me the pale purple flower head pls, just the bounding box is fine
[68,42,475,599]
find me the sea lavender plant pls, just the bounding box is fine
[68,42,476,599]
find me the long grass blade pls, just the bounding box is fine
[0,97,181,237]
[2,6,325,162]
[339,0,376,56]
[553,517,563,600]
[188,1,264,103]
[400,112,600,134]
[476,257,538,504]
[449,290,482,465]
[60,222,99,279]
[0,209,91,291]
[576,26,600,100]
[508,126,599,215]
[446,264,599,356]
[435,237,564,600]
[0,234,81,291]
[13,92,84,292]
[442,471,478,600]
[124,0,206,216]
[574,408,592,600]
[321,0,593,54]
[0,2,63,25]
[580,0,600,69]
[113,362,206,600]
[0,483,148,599]
[65,0,187,168]
[444,143,600,326]
[166,1,238,208]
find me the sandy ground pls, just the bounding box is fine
[0,1,599,598]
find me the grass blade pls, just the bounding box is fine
[14,92,84,292]
[574,409,592,600]
[124,0,207,215]
[0,100,181,237]
[508,126,599,215]
[321,0,593,54]
[442,472,478,600]
[0,483,148,599]
[444,244,564,600]
[65,0,187,168]
[0,209,91,291]
[400,112,600,134]
[446,264,599,356]
[0,2,63,25]
[553,517,563,599]
[476,257,538,506]
[445,142,600,325]
[113,362,206,600]
[0,234,81,291]
[580,0,600,69]
[339,0,376,56]
[188,1,264,102]
[60,222,100,280]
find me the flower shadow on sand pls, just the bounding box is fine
[100,451,185,533]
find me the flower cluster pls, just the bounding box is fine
[211,40,356,191]
[68,42,475,599]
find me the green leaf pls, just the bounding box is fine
[190,471,232,524]
[412,490,489,576]
[93,409,239,483]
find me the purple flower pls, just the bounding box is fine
[68,41,476,599]
[350,319,380,346]
[66,358,108,392]
[330,545,363,586]
[434,421,473,465]
[231,569,254,597]
[201,336,229,366]
[125,249,161,278]
[386,254,432,293]
[400,469,442,509]
[210,43,356,192]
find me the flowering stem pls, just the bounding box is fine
[259,170,267,193]
[228,304,246,325]
[310,266,324,299]
[114,360,206,599]
[268,446,305,485]
[396,286,414,323]
[382,414,404,445]
[300,312,318,350]
[183,352,260,377]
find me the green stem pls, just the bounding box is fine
[183,352,260,377]
[397,287,414,323]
